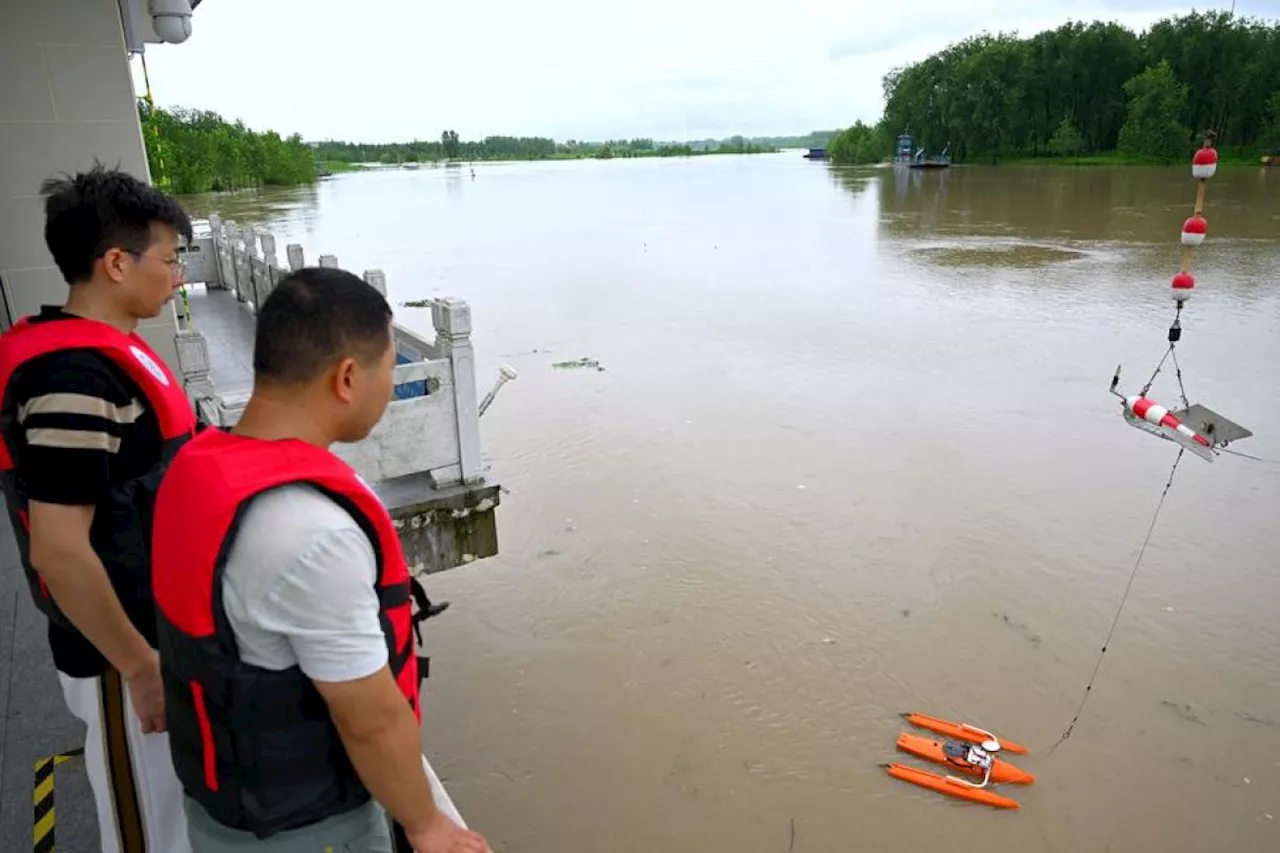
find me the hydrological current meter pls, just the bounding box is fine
[1110,371,1252,463]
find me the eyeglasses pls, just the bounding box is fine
[124,250,186,277]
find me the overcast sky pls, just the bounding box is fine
[132,0,1264,143]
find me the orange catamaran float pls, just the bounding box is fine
[883,713,1034,809]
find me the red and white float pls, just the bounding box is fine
[1180,215,1206,247]
[1192,146,1218,180]
[1171,271,1195,302]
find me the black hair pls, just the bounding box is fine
[253,267,394,385]
[40,163,194,284]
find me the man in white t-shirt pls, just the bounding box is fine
[151,267,489,853]
[180,484,396,850]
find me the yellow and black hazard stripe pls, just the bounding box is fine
[33,746,84,853]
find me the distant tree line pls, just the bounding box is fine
[139,105,316,194]
[828,11,1280,165]
[312,132,780,165]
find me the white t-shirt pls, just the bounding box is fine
[221,484,389,682]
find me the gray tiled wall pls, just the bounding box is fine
[0,0,180,370]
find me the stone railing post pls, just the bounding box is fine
[230,223,252,304]
[241,226,260,310]
[319,253,339,269]
[174,327,217,408]
[247,230,269,311]
[287,244,305,271]
[260,232,278,268]
[206,214,227,290]
[244,224,262,307]
[432,298,482,485]
[220,221,239,296]
[363,269,387,298]
[259,231,279,305]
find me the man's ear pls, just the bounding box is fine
[99,247,130,283]
[332,357,358,403]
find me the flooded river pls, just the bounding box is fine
[183,155,1280,852]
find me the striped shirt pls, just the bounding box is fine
[4,306,164,675]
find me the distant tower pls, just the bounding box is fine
[895,133,913,164]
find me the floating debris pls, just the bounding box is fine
[402,298,433,308]
[553,357,605,372]
[991,611,1042,647]
[1161,700,1207,726]
[1236,712,1276,727]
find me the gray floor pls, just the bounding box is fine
[0,520,100,852]
[183,287,258,396]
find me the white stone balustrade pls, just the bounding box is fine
[175,223,490,490]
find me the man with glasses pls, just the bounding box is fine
[0,165,198,853]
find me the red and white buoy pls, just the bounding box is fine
[1181,215,1207,247]
[1171,271,1195,302]
[1192,146,1218,180]
[1126,395,1211,448]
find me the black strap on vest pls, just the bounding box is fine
[391,818,413,853]
[408,577,449,681]
[389,580,453,851]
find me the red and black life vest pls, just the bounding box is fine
[152,428,428,839]
[0,316,196,640]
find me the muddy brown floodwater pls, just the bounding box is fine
[183,155,1280,852]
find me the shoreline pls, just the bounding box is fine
[831,155,1268,168]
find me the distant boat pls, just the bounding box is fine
[894,132,951,169]
[804,147,828,160]
[910,156,950,170]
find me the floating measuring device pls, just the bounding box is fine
[895,732,1035,785]
[882,713,1033,810]
[1108,133,1253,462]
[1049,132,1262,754]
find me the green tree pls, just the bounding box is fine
[1047,117,1084,157]
[139,105,315,194]
[1262,91,1280,150]
[828,121,887,164]
[1117,60,1192,162]
[869,13,1280,162]
[441,130,460,159]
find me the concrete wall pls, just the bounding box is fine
[0,0,180,369]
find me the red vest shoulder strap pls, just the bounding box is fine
[0,316,196,441]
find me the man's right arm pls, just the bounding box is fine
[313,668,485,849]
[251,520,488,852]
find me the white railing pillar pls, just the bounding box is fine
[174,327,217,408]
[363,269,387,298]
[432,298,483,485]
